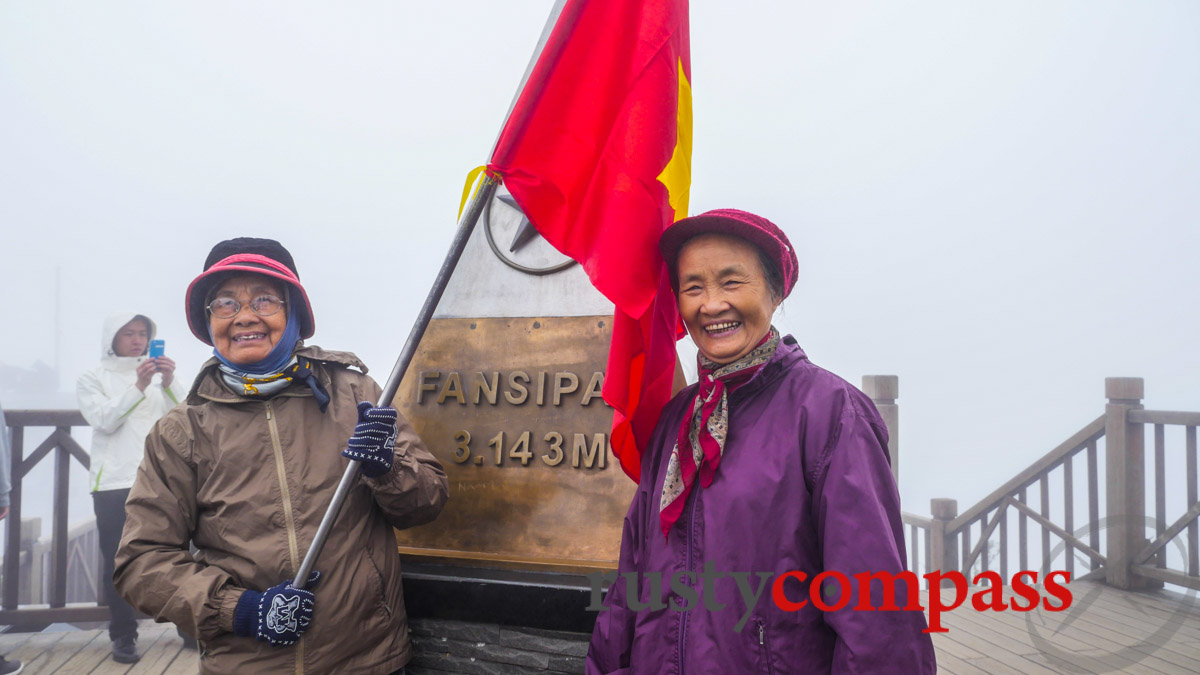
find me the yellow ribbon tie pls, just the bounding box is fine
[458,165,490,222]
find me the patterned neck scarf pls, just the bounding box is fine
[218,356,331,413]
[660,327,781,538]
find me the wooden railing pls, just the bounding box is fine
[902,377,1200,591]
[1,409,112,630]
[4,377,1197,628]
[1127,409,1200,590]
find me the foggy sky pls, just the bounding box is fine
[1,1,1198,527]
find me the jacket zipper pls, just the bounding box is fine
[266,403,302,570]
[265,403,305,675]
[756,619,774,675]
[678,490,697,674]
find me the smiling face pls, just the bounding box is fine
[112,317,150,357]
[675,233,780,365]
[208,274,288,366]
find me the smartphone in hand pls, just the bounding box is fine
[149,339,165,359]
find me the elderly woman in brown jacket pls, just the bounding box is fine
[115,238,448,675]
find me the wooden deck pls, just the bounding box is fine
[0,580,1197,674]
[0,620,196,675]
[927,580,1200,674]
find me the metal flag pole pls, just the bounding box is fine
[292,0,568,590]
[293,175,497,587]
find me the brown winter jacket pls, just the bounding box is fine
[114,345,449,675]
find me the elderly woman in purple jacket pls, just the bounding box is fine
[587,210,936,674]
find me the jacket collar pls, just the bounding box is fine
[675,335,807,407]
[101,355,145,373]
[188,344,368,405]
[728,334,807,400]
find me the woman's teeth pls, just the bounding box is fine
[705,321,740,334]
[233,334,265,342]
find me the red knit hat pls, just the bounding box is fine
[659,208,798,298]
[184,238,315,345]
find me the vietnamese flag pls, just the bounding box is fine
[488,0,691,483]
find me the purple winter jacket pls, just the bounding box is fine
[587,337,936,674]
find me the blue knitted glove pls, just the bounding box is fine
[342,401,398,478]
[233,571,320,646]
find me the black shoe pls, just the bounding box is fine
[0,656,23,674]
[177,626,198,650]
[112,635,140,664]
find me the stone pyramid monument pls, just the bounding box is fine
[392,185,640,571]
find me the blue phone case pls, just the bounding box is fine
[149,340,165,358]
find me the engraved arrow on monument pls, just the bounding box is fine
[498,194,539,253]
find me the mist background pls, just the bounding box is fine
[1,2,1197,538]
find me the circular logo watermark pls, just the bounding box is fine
[1024,516,1197,673]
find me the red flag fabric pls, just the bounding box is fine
[488,0,691,483]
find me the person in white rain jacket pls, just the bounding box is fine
[77,311,184,664]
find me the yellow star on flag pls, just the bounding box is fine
[657,59,692,224]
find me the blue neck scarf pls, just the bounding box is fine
[208,304,331,412]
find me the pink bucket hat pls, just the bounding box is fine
[659,208,798,298]
[184,238,315,345]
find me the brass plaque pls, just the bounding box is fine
[392,316,637,572]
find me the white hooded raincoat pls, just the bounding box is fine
[77,312,185,492]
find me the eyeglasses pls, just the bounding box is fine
[207,295,286,319]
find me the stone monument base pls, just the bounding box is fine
[402,562,596,674]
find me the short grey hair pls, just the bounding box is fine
[754,245,785,303]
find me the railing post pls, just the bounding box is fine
[929,498,958,587]
[51,430,70,608]
[18,517,42,605]
[1104,377,1149,589]
[3,424,21,611]
[863,375,899,482]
